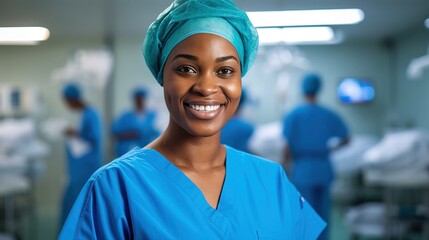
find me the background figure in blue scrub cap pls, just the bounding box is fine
[221,88,255,153]
[60,82,102,228]
[282,73,350,240]
[111,87,160,157]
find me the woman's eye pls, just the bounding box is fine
[176,66,196,74]
[217,68,234,76]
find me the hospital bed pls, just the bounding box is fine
[349,129,429,239]
[0,119,48,239]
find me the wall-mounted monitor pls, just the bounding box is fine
[337,77,375,104]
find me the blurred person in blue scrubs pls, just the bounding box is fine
[111,87,160,157]
[282,73,350,240]
[221,88,255,153]
[60,83,102,228]
[59,1,325,239]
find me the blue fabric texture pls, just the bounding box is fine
[142,0,259,85]
[59,147,325,239]
[302,73,322,95]
[62,83,81,100]
[61,106,102,227]
[282,104,349,186]
[111,110,160,157]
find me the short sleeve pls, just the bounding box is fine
[292,194,327,239]
[279,168,326,239]
[58,169,131,240]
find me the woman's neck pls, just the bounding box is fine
[148,122,226,172]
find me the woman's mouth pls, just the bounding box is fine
[189,104,220,112]
[185,103,223,120]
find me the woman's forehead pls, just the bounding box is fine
[170,33,239,59]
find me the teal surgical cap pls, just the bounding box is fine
[302,73,322,96]
[142,0,259,85]
[62,83,81,100]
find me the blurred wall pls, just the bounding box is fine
[395,27,429,129]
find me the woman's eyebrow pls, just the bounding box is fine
[172,54,198,61]
[216,55,239,63]
[172,54,238,63]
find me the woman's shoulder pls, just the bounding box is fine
[89,148,156,182]
[227,147,284,176]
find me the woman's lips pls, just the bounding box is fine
[185,103,223,120]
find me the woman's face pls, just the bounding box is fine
[163,33,242,138]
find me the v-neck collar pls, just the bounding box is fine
[138,146,239,232]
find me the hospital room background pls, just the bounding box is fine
[1,0,429,239]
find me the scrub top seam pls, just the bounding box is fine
[73,178,97,239]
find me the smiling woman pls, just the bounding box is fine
[58,0,325,239]
[162,33,242,138]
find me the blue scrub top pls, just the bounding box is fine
[66,106,102,183]
[221,116,254,153]
[111,110,160,157]
[59,147,325,239]
[282,104,348,185]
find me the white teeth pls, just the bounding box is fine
[190,104,220,112]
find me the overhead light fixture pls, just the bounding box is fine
[247,9,364,27]
[257,27,341,45]
[0,27,50,45]
[425,18,429,29]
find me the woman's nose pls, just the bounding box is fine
[192,72,219,96]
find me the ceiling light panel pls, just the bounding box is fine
[247,9,364,27]
[257,27,338,45]
[0,27,50,45]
